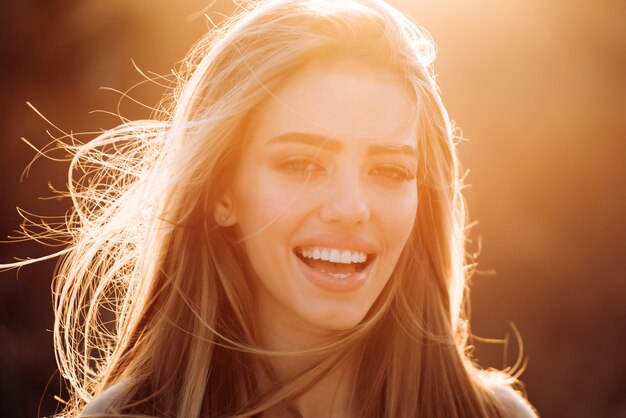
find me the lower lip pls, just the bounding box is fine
[295,255,370,293]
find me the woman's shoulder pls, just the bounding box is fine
[80,380,132,416]
[489,382,539,418]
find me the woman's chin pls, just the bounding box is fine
[296,305,368,333]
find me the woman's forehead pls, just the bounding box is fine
[246,57,418,149]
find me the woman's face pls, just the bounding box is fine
[226,58,418,333]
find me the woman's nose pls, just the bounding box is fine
[319,170,370,225]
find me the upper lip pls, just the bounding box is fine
[292,233,380,255]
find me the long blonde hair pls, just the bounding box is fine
[7,0,522,416]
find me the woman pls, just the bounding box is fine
[9,0,537,416]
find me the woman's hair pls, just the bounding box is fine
[9,0,523,416]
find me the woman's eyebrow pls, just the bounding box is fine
[367,143,417,159]
[267,132,417,158]
[267,132,343,152]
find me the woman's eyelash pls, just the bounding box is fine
[278,157,323,174]
[370,165,416,181]
[277,158,415,182]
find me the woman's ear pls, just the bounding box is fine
[213,193,238,227]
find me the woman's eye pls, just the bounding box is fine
[277,157,324,177]
[370,165,416,184]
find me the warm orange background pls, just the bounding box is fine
[1,1,624,417]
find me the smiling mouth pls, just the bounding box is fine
[294,247,375,278]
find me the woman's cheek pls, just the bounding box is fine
[238,169,300,228]
[381,190,418,245]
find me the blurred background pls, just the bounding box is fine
[0,0,624,417]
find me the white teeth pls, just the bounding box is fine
[321,248,329,260]
[298,247,368,264]
[330,273,351,279]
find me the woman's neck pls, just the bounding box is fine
[294,362,355,418]
[256,309,357,417]
[259,356,356,418]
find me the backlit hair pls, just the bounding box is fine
[6,0,525,416]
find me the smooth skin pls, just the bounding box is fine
[220,58,419,416]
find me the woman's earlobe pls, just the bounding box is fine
[214,199,238,226]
